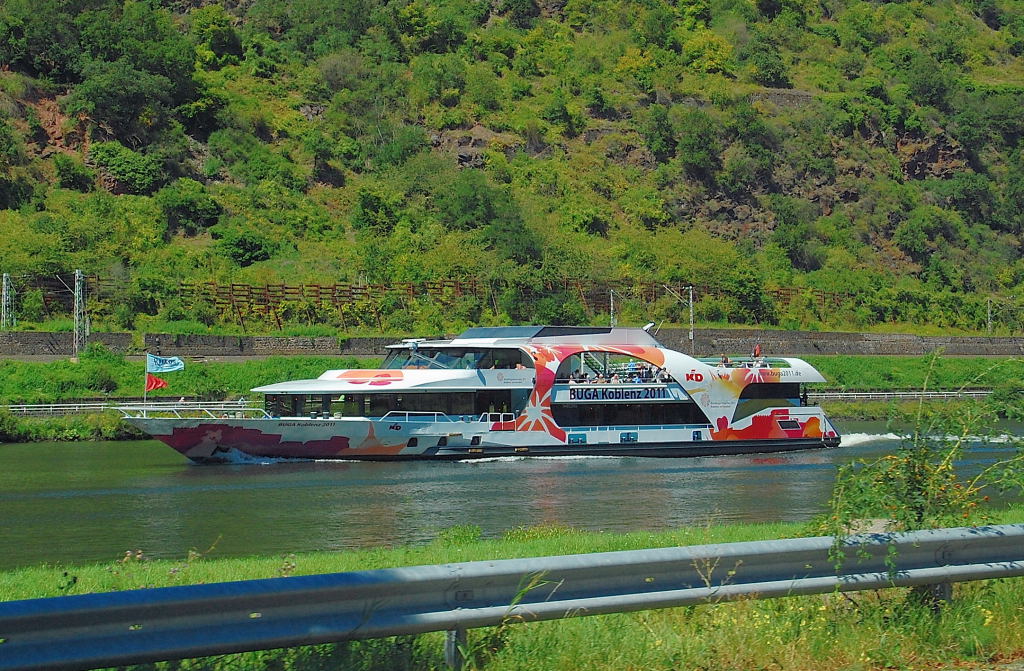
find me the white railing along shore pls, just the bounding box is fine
[0,390,994,417]
[1,399,251,417]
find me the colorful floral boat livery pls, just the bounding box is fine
[121,326,841,463]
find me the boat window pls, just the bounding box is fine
[732,383,801,422]
[329,394,362,417]
[556,352,663,383]
[322,392,489,417]
[383,347,530,370]
[474,389,518,414]
[552,402,710,427]
[263,394,309,417]
[382,349,412,369]
[478,349,532,369]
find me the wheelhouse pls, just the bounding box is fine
[381,346,533,370]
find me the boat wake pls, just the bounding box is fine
[215,448,295,465]
[838,433,1020,448]
[838,432,902,447]
[460,455,622,464]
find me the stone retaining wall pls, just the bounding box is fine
[656,329,1024,357]
[0,330,1021,357]
[0,331,131,355]
[143,333,399,356]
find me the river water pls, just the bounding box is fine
[1,422,1019,570]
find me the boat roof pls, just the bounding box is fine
[390,326,662,348]
[251,326,829,393]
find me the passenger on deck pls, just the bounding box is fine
[610,373,621,383]
[719,355,730,367]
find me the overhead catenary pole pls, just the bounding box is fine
[662,284,695,354]
[1,273,13,329]
[609,288,616,327]
[688,285,694,355]
[73,270,88,358]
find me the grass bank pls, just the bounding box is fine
[820,398,966,422]
[0,348,378,403]
[0,350,1017,405]
[804,354,1023,391]
[3,509,1024,671]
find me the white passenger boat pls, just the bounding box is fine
[120,326,841,463]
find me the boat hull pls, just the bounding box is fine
[126,414,841,464]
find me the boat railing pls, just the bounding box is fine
[116,401,270,420]
[555,378,674,385]
[698,357,789,369]
[381,411,461,423]
[566,423,712,432]
[379,411,518,424]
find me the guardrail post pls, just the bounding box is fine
[444,628,466,670]
[911,581,953,611]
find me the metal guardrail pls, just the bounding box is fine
[0,524,1022,671]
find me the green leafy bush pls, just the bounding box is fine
[53,154,94,192]
[215,228,279,267]
[155,178,221,236]
[88,142,163,195]
[189,4,242,69]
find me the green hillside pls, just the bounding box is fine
[1,0,1023,335]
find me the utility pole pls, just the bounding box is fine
[663,284,695,354]
[688,285,694,355]
[1,273,13,329]
[73,269,88,358]
[609,288,616,327]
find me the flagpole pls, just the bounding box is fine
[143,353,148,404]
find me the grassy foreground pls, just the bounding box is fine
[3,510,1024,671]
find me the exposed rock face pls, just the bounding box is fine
[22,96,85,155]
[535,0,567,18]
[750,88,815,108]
[568,88,974,239]
[299,103,325,121]
[434,124,523,167]
[896,133,967,180]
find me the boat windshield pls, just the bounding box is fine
[382,347,531,370]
